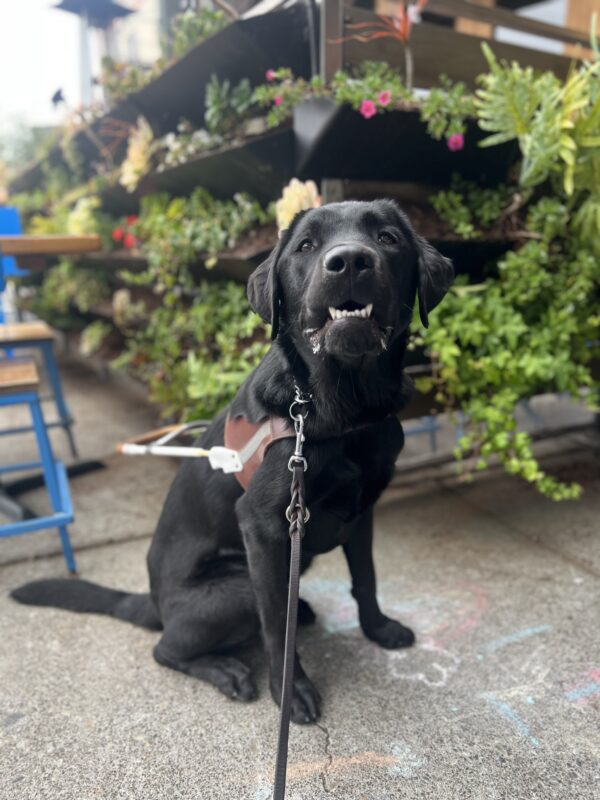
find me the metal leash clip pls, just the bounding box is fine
[285,384,311,521]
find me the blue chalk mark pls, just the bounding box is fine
[565,682,600,702]
[526,696,535,705]
[483,625,552,655]
[254,786,271,800]
[485,697,539,747]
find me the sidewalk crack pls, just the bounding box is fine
[316,722,332,793]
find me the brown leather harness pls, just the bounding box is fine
[224,414,295,490]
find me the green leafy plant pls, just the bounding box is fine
[477,44,600,194]
[204,75,256,137]
[127,188,272,285]
[419,51,600,500]
[168,7,229,60]
[115,280,269,420]
[29,259,110,330]
[420,74,476,141]
[80,320,112,357]
[110,188,273,418]
[431,175,514,239]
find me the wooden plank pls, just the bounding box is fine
[0,360,39,393]
[344,8,572,86]
[0,322,54,344]
[431,0,589,46]
[565,0,596,58]
[455,0,495,39]
[0,235,102,257]
[321,0,344,82]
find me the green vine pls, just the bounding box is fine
[418,49,600,500]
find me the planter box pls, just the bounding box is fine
[137,127,294,205]
[294,98,519,186]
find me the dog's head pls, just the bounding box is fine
[248,200,453,363]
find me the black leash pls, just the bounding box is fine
[273,386,312,800]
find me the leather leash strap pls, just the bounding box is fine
[273,387,311,800]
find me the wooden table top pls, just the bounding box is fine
[0,235,102,257]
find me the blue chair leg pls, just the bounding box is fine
[29,394,77,573]
[0,295,15,358]
[39,340,79,459]
[58,526,77,574]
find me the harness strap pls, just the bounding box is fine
[224,414,295,490]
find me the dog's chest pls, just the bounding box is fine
[303,424,402,552]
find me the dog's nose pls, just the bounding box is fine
[323,244,375,274]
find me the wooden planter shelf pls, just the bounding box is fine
[136,126,294,206]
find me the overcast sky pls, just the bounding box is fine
[0,0,82,136]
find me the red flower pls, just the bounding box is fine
[359,99,377,119]
[273,95,283,107]
[378,91,392,107]
[126,215,138,225]
[447,133,465,152]
[123,232,136,249]
[265,69,276,81]
[112,227,124,243]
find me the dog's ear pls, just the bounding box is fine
[247,245,281,339]
[416,237,454,328]
[247,211,309,340]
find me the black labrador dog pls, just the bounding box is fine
[12,200,453,724]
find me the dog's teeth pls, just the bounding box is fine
[366,303,373,317]
[328,307,336,319]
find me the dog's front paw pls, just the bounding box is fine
[365,618,415,650]
[271,673,321,724]
[291,675,321,724]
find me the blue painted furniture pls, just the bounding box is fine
[0,322,78,457]
[0,359,76,573]
[0,209,78,457]
[0,207,28,289]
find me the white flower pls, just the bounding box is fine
[275,178,321,232]
[120,116,154,193]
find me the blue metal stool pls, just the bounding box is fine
[0,322,78,457]
[0,359,76,573]
[0,207,79,457]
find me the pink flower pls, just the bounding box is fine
[359,99,377,119]
[378,91,392,107]
[273,95,283,107]
[447,133,465,152]
[265,69,276,82]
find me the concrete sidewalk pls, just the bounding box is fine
[1,364,600,799]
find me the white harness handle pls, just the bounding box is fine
[117,421,243,473]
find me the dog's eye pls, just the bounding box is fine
[298,239,315,253]
[377,231,396,245]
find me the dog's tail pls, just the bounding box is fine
[10,579,162,631]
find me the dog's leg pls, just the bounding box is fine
[153,574,260,702]
[343,508,415,649]
[238,505,321,724]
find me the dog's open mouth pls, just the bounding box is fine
[327,301,373,321]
